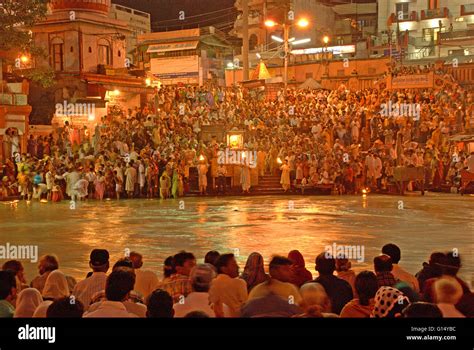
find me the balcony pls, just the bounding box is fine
[439,29,474,41]
[420,7,449,21]
[461,4,474,16]
[389,11,418,23]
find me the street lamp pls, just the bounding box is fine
[265,17,310,94]
[322,35,330,76]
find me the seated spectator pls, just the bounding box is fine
[288,250,312,287]
[162,256,176,284]
[248,256,302,305]
[422,251,471,303]
[456,293,474,318]
[313,253,353,314]
[335,256,356,296]
[46,296,84,318]
[340,271,378,318]
[204,251,220,268]
[14,288,43,318]
[2,260,28,296]
[160,251,195,303]
[241,292,302,318]
[146,289,174,318]
[433,277,465,318]
[129,252,159,300]
[372,286,410,318]
[83,270,138,318]
[415,252,444,293]
[174,264,229,317]
[33,270,70,318]
[401,302,442,318]
[30,255,57,293]
[374,254,398,288]
[240,252,270,292]
[209,253,248,317]
[0,270,16,318]
[295,283,338,318]
[184,311,210,318]
[382,244,419,292]
[73,249,109,311]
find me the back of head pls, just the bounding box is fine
[173,251,195,268]
[300,283,331,313]
[129,252,143,269]
[402,302,442,318]
[204,251,220,267]
[315,252,336,275]
[146,289,174,318]
[112,258,134,272]
[374,254,393,273]
[190,264,216,293]
[184,310,210,318]
[439,251,461,276]
[335,256,351,272]
[382,243,401,264]
[0,270,16,300]
[105,269,135,302]
[40,255,59,273]
[215,253,235,275]
[46,297,84,318]
[43,270,70,300]
[89,249,109,272]
[2,260,23,275]
[163,256,176,278]
[434,276,463,304]
[355,271,378,306]
[269,256,292,280]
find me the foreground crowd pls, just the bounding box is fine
[0,243,472,318]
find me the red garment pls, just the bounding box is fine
[288,250,313,287]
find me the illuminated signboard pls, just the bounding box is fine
[291,45,356,55]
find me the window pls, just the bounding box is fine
[428,0,439,10]
[98,44,111,65]
[52,43,64,71]
[396,3,409,20]
[423,28,435,42]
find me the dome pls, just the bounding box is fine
[50,0,111,15]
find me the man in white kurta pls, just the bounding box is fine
[280,162,291,191]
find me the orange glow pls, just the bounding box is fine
[323,35,330,44]
[297,18,310,28]
[265,19,277,27]
[20,55,29,63]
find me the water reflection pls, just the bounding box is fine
[0,194,472,288]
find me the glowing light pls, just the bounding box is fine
[277,157,283,164]
[297,18,310,28]
[199,155,205,161]
[40,199,48,203]
[145,78,152,86]
[88,114,95,121]
[323,36,330,45]
[20,55,29,63]
[227,62,234,69]
[362,189,368,194]
[265,19,277,28]
[113,89,120,96]
[271,35,284,43]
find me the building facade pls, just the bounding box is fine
[109,3,151,64]
[30,0,148,127]
[377,0,474,62]
[137,27,233,86]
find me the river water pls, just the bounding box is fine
[1,193,472,287]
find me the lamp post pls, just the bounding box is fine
[323,35,330,76]
[265,18,309,96]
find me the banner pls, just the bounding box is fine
[389,73,433,89]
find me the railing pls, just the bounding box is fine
[420,7,448,20]
[439,29,474,40]
[390,11,418,22]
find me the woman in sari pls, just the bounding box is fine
[288,250,313,287]
[240,252,270,293]
[94,171,106,200]
[33,270,70,318]
[14,288,43,318]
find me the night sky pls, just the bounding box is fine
[112,0,237,32]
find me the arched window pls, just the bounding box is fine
[51,37,64,71]
[98,38,111,65]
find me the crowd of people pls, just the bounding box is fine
[0,243,472,318]
[1,76,474,201]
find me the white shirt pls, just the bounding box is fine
[391,264,419,293]
[87,300,146,318]
[134,269,159,300]
[83,301,138,318]
[72,272,108,311]
[173,292,231,318]
[209,274,248,317]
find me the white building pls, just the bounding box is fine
[109,4,151,64]
[378,0,474,61]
